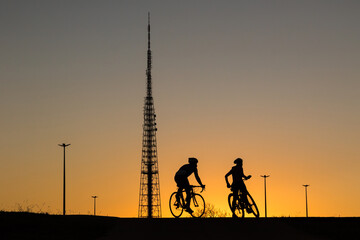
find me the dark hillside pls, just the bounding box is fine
[1,212,359,239]
[0,212,117,239]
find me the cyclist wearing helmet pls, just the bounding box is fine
[174,157,205,213]
[225,158,252,214]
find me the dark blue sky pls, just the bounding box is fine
[1,1,359,217]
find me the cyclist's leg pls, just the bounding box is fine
[239,181,249,200]
[174,175,183,206]
[233,188,239,208]
[185,188,191,206]
[239,181,253,212]
[183,178,192,212]
[231,186,240,217]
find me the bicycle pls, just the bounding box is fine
[169,185,206,218]
[228,180,259,218]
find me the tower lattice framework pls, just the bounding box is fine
[138,13,161,218]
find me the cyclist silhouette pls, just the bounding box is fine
[174,157,205,213]
[225,158,252,215]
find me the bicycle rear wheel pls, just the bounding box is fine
[169,192,183,218]
[246,193,259,218]
[190,193,205,218]
[228,193,244,218]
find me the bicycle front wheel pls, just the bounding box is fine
[190,193,205,218]
[246,193,259,218]
[169,192,183,218]
[228,193,244,218]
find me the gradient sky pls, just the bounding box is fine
[1,1,359,217]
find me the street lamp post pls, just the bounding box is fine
[303,184,310,217]
[261,175,270,218]
[58,143,70,216]
[92,196,98,216]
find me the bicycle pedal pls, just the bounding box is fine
[185,208,194,214]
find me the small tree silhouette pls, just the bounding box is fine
[199,203,229,218]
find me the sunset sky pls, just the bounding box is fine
[1,1,359,217]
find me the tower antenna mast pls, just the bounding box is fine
[138,12,161,218]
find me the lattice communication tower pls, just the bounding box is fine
[138,13,161,218]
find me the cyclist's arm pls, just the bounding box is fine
[194,170,204,187]
[240,167,252,180]
[225,170,232,187]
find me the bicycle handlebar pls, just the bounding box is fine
[243,175,252,181]
[190,185,206,193]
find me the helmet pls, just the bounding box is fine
[234,158,243,164]
[188,157,198,164]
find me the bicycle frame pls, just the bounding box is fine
[232,189,246,203]
[176,186,203,209]
[228,187,259,218]
[170,185,206,218]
